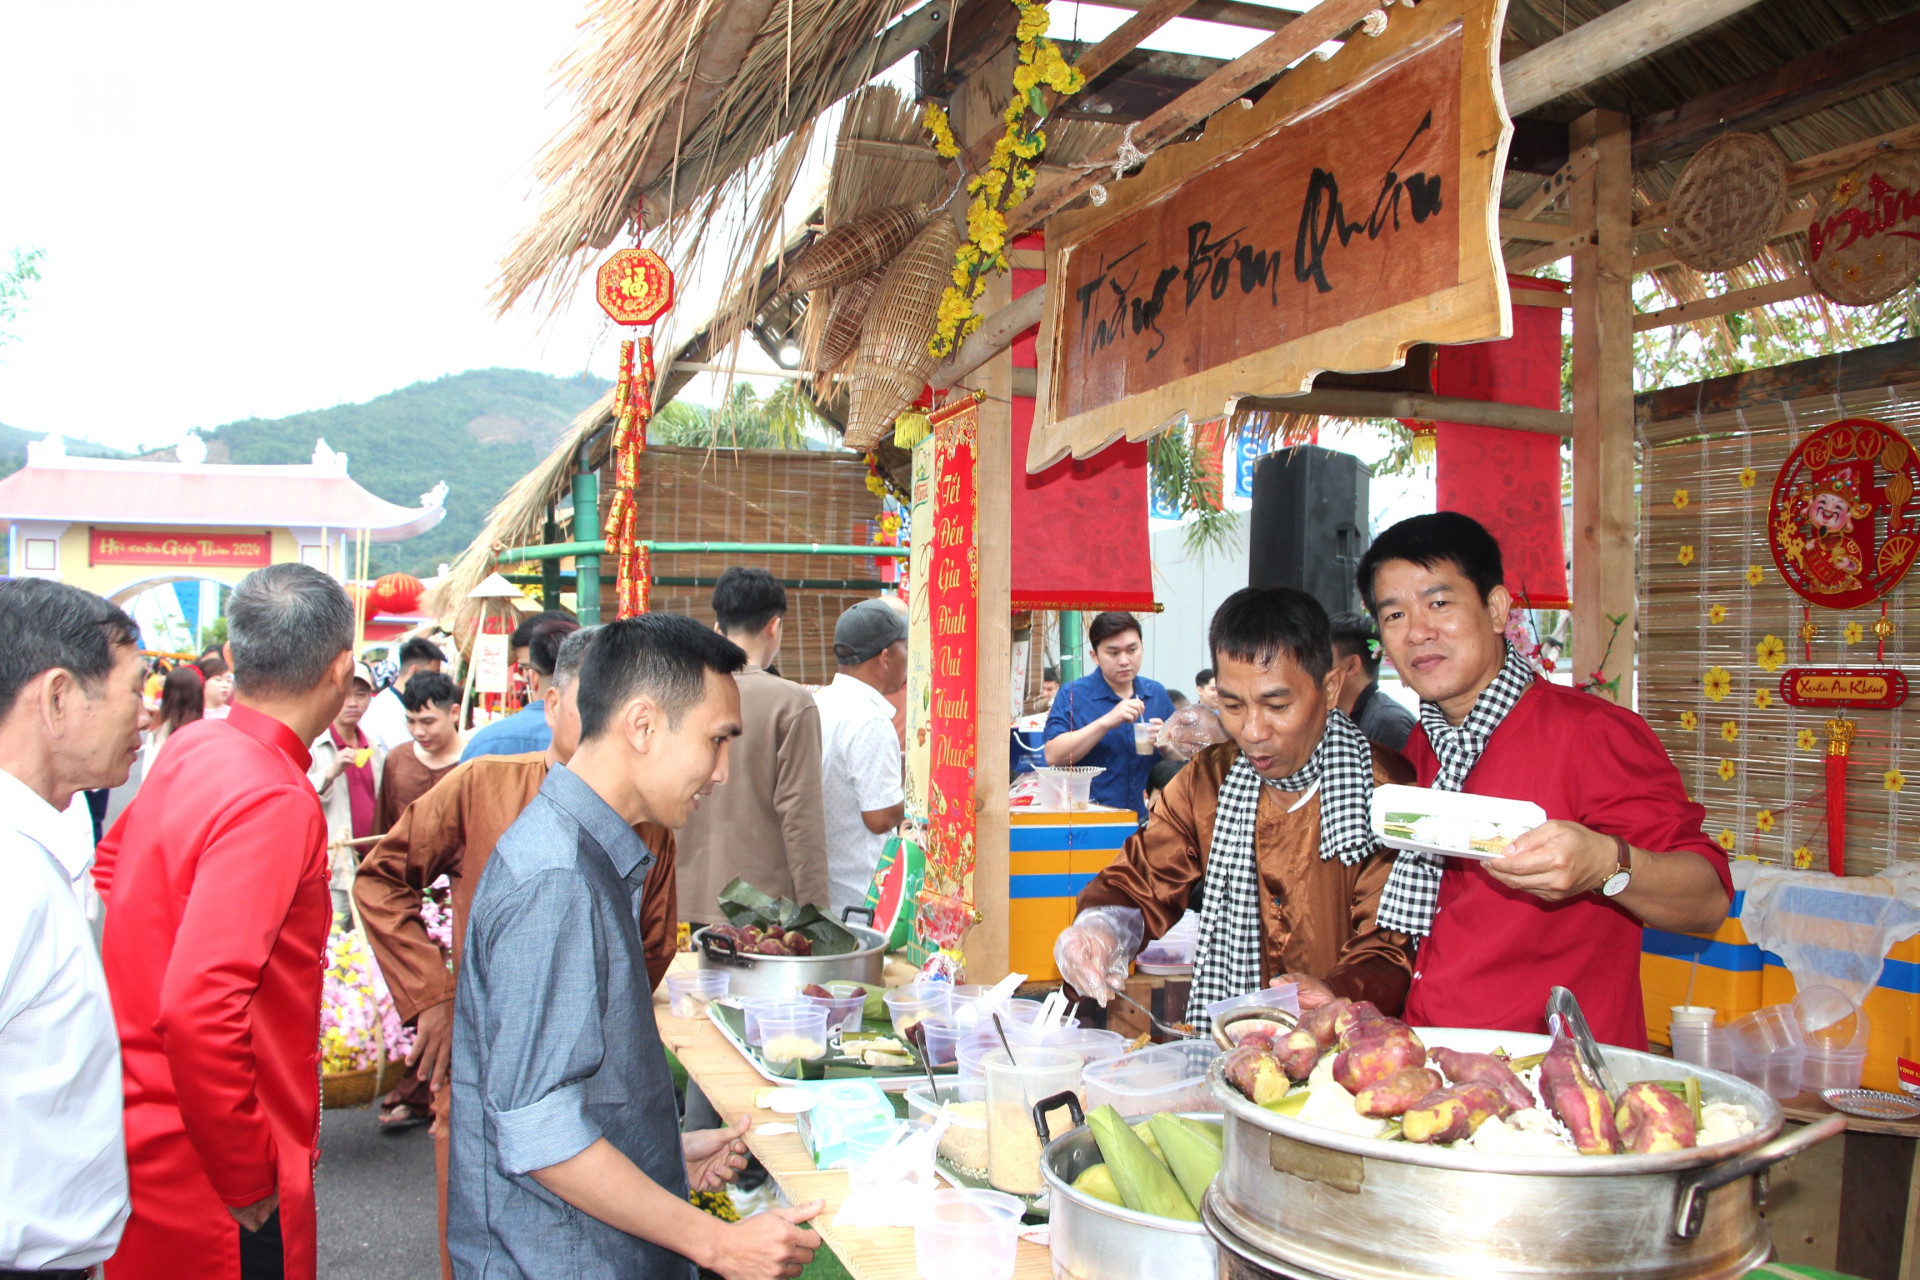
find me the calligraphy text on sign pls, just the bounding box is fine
[1779,667,1910,710]
[926,398,980,892]
[90,527,273,568]
[1053,32,1462,422]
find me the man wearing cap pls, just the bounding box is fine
[309,661,385,925]
[814,599,908,919]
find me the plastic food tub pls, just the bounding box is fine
[798,981,867,1033]
[740,996,805,1047]
[1669,1022,1735,1073]
[1084,1040,1222,1117]
[757,1005,830,1070]
[664,970,729,1019]
[1726,1004,1806,1098]
[883,983,954,1040]
[1794,985,1870,1091]
[906,1078,992,1176]
[1041,1027,1130,1065]
[1203,985,1301,1029]
[956,1023,1041,1078]
[920,1018,963,1067]
[915,1189,1024,1280]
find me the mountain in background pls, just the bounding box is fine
[0,422,130,474]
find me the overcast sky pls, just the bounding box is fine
[0,2,1292,454]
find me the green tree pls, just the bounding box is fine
[0,247,44,355]
[199,617,228,651]
[649,381,827,449]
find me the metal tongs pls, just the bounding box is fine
[1547,985,1620,1101]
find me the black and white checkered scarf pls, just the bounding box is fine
[1189,710,1375,1032]
[1374,643,1537,938]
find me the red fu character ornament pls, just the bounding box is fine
[595,245,676,617]
[1768,418,1920,610]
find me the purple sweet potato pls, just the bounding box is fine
[1223,1044,1291,1105]
[1331,1023,1428,1094]
[1354,1067,1445,1119]
[1401,1082,1505,1144]
[1331,1001,1386,1041]
[1298,998,1354,1048]
[1273,1028,1323,1081]
[1615,1082,1697,1154]
[1539,1035,1621,1155]
[1428,1047,1534,1116]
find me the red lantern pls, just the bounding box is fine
[369,571,425,616]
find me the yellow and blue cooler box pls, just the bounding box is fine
[1009,805,1138,980]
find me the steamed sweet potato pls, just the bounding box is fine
[1354,1067,1444,1119]
[1331,1001,1386,1042]
[1539,1035,1621,1156]
[1274,1028,1323,1081]
[1331,1023,1427,1093]
[1232,1028,1279,1053]
[1298,997,1353,1048]
[1401,1082,1505,1144]
[1223,1044,1290,1105]
[1615,1082,1697,1154]
[1428,1047,1533,1116]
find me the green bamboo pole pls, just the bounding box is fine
[573,459,600,625]
[497,539,912,561]
[1059,609,1084,681]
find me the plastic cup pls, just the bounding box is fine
[957,1022,1040,1078]
[906,1078,992,1175]
[920,1018,963,1067]
[1669,1004,1717,1029]
[1133,721,1156,755]
[915,1189,1024,1280]
[884,983,953,1040]
[800,981,868,1033]
[1726,1004,1807,1098]
[665,970,729,1020]
[984,1047,1083,1195]
[740,996,803,1047]
[757,1005,830,1069]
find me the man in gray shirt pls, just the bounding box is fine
[1329,611,1418,753]
[448,614,822,1279]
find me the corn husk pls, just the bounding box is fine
[844,212,958,449]
[814,269,883,373]
[787,202,928,294]
[1149,1113,1224,1210]
[1088,1104,1199,1222]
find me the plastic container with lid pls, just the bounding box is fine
[914,1188,1025,1280]
[1726,1004,1807,1098]
[1040,1026,1129,1065]
[883,982,953,1041]
[803,1079,894,1167]
[983,1047,1083,1195]
[906,1078,991,1175]
[1793,984,1870,1092]
[1083,1039,1223,1117]
[956,1022,1041,1078]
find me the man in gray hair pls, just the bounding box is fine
[96,562,355,1280]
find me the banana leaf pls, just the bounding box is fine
[716,877,860,956]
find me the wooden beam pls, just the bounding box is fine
[1054,47,1233,124]
[930,286,1048,389]
[1632,276,1815,331]
[1091,0,1301,32]
[1501,0,1767,115]
[1635,335,1920,425]
[1513,289,1576,308]
[1008,0,1383,235]
[1632,10,1920,169]
[1506,231,1594,273]
[1501,214,1573,241]
[1236,389,1575,435]
[1569,108,1636,698]
[1057,0,1203,98]
[1513,142,1600,220]
[920,0,1020,98]
[825,1,956,103]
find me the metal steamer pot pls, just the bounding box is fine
[1208,1027,1846,1280]
[1035,1093,1220,1280]
[692,922,888,998]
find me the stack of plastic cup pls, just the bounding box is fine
[1793,984,1870,1091]
[1726,1004,1807,1097]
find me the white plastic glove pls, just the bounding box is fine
[1053,906,1145,1006]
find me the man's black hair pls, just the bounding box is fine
[526,617,581,678]
[1355,512,1505,614]
[1042,665,1059,683]
[1208,586,1333,681]
[511,608,577,651]
[1329,611,1382,678]
[1147,756,1186,797]
[397,636,444,673]
[1087,611,1141,649]
[711,567,788,636]
[1194,667,1215,687]
[0,579,140,718]
[577,613,747,740]
[400,670,460,714]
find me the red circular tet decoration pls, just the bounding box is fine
[596,248,676,326]
[1767,417,1920,610]
[369,571,425,615]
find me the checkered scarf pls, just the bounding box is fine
[1189,711,1376,1031]
[1374,643,1537,938]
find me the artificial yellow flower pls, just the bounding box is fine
[1678,545,1696,566]
[1721,720,1740,742]
[1718,828,1736,850]
[1755,635,1787,672]
[1845,621,1864,645]
[1708,604,1727,625]
[1015,0,1050,42]
[1746,564,1765,586]
[1739,467,1758,488]
[1673,489,1691,509]
[1756,809,1775,833]
[1703,666,1732,701]
[1680,710,1699,731]
[922,103,960,159]
[1797,728,1817,751]
[1753,688,1772,710]
[1792,845,1815,869]
[1012,61,1041,94]
[1888,768,1907,792]
[1718,758,1737,781]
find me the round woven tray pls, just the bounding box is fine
[1810,152,1920,306]
[1663,132,1789,272]
[322,1059,411,1110]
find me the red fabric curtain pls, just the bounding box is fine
[1429,275,1570,609]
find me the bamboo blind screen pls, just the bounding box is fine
[1640,381,1920,877]
[596,447,889,686]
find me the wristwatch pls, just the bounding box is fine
[1600,835,1633,897]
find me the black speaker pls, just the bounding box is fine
[1247,445,1370,616]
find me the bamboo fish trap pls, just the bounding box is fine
[845,213,959,449]
[815,269,884,374]
[787,201,928,294]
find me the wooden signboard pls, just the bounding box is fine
[1030,0,1510,470]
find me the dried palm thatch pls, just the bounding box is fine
[846,212,959,448]
[495,0,912,317]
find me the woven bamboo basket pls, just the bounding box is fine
[845,213,959,449]
[1663,133,1789,272]
[787,202,928,294]
[323,1059,411,1110]
[1810,152,1920,305]
[814,269,884,372]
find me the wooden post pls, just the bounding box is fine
[956,44,1014,984]
[1569,109,1636,695]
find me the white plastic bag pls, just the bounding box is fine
[831,1117,949,1229]
[1740,865,1920,1006]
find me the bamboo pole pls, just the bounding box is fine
[1633,277,1816,332]
[498,539,914,561]
[1501,0,1768,115]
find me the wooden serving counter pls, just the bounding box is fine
[653,966,1052,1280]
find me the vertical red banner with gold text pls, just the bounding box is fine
[917,394,980,965]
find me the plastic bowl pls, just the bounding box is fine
[740,996,804,1048]
[920,1018,963,1067]
[757,1005,830,1069]
[1726,1005,1807,1098]
[664,970,729,1019]
[1083,1040,1223,1117]
[883,983,954,1040]
[914,1189,1024,1280]
[1800,1046,1867,1091]
[799,982,868,1034]
[1792,984,1870,1051]
[1039,1027,1129,1065]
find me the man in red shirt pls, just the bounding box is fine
[1353,513,1731,1048]
[96,563,356,1280]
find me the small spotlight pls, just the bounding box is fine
[777,342,803,368]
